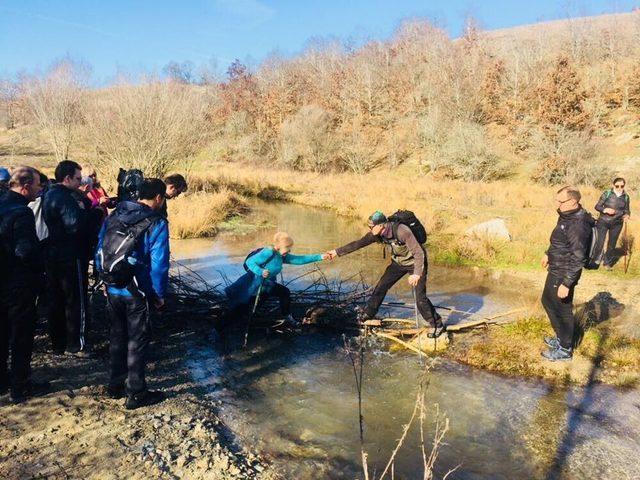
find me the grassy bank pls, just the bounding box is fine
[446,316,640,387]
[191,162,639,276]
[168,188,249,239]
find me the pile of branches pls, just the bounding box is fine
[164,260,228,323]
[166,262,371,330]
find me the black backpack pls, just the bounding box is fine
[117,168,145,202]
[585,223,601,270]
[97,212,158,288]
[243,248,277,274]
[388,210,427,244]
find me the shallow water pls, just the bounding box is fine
[175,201,640,479]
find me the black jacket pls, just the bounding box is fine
[546,206,594,287]
[595,189,630,224]
[42,184,84,262]
[0,190,43,289]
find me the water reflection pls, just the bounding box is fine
[178,201,640,479]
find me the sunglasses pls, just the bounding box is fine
[614,184,625,188]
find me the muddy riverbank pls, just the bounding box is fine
[0,302,278,480]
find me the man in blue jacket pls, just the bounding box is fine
[96,179,170,409]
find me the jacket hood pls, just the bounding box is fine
[114,200,156,226]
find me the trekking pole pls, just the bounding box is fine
[244,281,263,348]
[623,220,630,274]
[412,287,423,365]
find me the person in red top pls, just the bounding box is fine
[85,167,115,214]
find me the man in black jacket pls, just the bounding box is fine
[327,211,445,337]
[540,186,594,361]
[0,166,49,403]
[593,177,631,270]
[42,160,88,356]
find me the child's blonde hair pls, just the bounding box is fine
[273,231,294,247]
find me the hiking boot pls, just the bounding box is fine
[544,336,560,349]
[283,314,300,328]
[125,390,165,410]
[427,324,447,339]
[541,345,573,362]
[10,380,51,404]
[106,384,126,399]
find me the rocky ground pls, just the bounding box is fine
[0,298,279,480]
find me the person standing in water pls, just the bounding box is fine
[225,232,331,327]
[593,177,631,270]
[327,211,445,338]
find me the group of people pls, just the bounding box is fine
[0,160,187,407]
[0,164,632,410]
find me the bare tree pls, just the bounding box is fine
[85,79,209,179]
[21,59,89,161]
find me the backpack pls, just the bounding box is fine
[388,210,427,244]
[243,248,277,274]
[28,196,49,242]
[97,213,158,288]
[585,223,601,270]
[117,168,145,202]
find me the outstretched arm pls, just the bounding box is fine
[283,253,323,265]
[333,232,378,258]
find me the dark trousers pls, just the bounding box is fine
[46,259,87,353]
[0,286,36,392]
[594,221,624,267]
[541,273,576,349]
[259,283,291,316]
[366,261,441,327]
[107,293,150,395]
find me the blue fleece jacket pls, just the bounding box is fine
[95,201,170,299]
[225,247,322,307]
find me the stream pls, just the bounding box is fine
[172,201,640,480]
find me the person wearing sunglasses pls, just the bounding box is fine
[540,186,595,361]
[593,177,631,270]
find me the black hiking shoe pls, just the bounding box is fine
[10,380,51,404]
[541,345,573,362]
[106,384,126,399]
[125,390,165,410]
[544,336,560,349]
[427,324,447,339]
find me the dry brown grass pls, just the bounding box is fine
[193,162,639,275]
[167,188,248,239]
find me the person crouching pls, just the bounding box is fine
[225,232,330,327]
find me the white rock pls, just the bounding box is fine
[465,218,511,242]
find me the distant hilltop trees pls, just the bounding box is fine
[2,12,640,186]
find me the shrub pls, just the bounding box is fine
[425,121,510,181]
[530,126,613,188]
[279,104,337,172]
[85,79,209,179]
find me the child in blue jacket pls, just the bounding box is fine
[225,232,329,326]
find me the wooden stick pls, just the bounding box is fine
[373,331,430,357]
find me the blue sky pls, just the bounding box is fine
[1,0,638,83]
